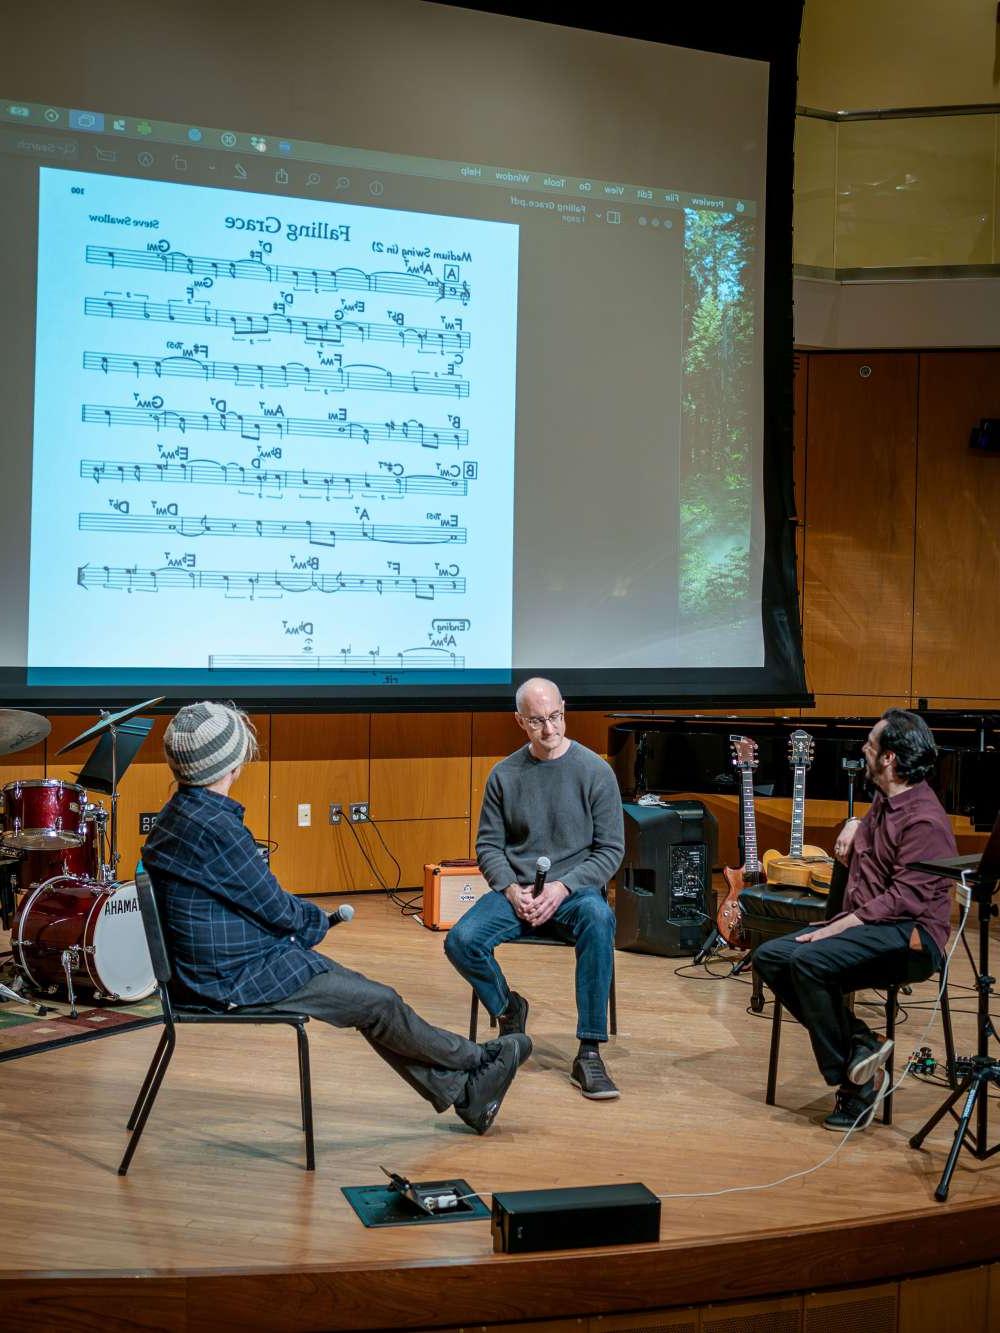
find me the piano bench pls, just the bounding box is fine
[738,882,829,1013]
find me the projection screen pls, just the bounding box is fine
[0,0,806,708]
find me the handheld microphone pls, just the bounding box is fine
[532,856,551,898]
[327,903,356,927]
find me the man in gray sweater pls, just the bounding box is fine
[444,678,625,1098]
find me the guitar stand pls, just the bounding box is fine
[909,871,1000,1201]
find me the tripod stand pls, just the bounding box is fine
[909,868,1000,1201]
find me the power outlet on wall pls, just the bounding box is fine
[349,802,370,822]
[329,803,343,824]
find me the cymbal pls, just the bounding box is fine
[0,709,51,757]
[55,697,165,756]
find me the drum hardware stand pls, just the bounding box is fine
[60,949,80,1018]
[0,976,51,1016]
[59,704,159,881]
[909,868,1000,1201]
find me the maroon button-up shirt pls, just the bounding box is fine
[839,781,957,957]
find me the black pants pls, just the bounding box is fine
[265,962,486,1112]
[753,921,940,1087]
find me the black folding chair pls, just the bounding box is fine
[765,966,957,1125]
[468,886,618,1041]
[119,870,315,1175]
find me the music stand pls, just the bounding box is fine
[907,813,1000,1201]
[75,717,154,878]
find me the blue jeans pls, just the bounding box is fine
[444,887,616,1041]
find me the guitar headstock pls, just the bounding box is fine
[788,729,815,769]
[729,734,759,770]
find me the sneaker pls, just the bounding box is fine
[847,1035,894,1087]
[455,1033,532,1134]
[498,990,529,1037]
[570,1048,620,1100]
[823,1069,886,1132]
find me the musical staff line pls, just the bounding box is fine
[77,565,466,601]
[83,350,469,399]
[208,649,466,670]
[85,245,472,304]
[80,457,470,501]
[83,296,471,354]
[79,511,467,547]
[82,404,469,448]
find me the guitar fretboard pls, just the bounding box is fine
[790,764,806,858]
[740,766,760,872]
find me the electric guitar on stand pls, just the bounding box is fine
[762,729,835,891]
[715,736,765,949]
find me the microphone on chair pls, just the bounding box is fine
[328,903,356,927]
[532,856,551,898]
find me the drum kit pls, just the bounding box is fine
[0,700,162,1015]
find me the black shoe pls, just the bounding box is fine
[498,990,529,1037]
[823,1069,886,1132]
[570,1049,620,1100]
[847,1035,893,1087]
[455,1033,532,1134]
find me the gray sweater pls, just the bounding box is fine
[476,741,625,893]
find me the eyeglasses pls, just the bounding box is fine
[519,710,565,730]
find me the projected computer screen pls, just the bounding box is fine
[0,1,801,706]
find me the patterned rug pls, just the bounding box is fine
[0,963,162,1062]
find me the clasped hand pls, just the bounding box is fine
[505,879,570,927]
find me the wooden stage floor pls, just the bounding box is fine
[3,894,1000,1331]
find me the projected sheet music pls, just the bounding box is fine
[29,169,519,682]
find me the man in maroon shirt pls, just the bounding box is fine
[754,709,957,1131]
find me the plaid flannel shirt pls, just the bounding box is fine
[142,785,331,1005]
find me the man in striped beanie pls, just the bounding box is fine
[143,702,529,1135]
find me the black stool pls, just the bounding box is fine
[765,967,957,1125]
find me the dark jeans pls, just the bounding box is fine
[443,886,615,1040]
[754,920,940,1087]
[266,960,486,1112]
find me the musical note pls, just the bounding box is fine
[85,244,473,304]
[78,511,468,546]
[76,564,466,600]
[81,404,469,448]
[82,350,470,398]
[83,297,471,354]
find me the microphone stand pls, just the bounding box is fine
[909,868,1000,1201]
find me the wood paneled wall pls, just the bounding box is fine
[12,350,995,892]
[796,349,1000,715]
[16,707,614,894]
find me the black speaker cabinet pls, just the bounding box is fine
[615,800,717,957]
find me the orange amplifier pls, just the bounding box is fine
[423,860,492,930]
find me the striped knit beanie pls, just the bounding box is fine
[164,702,252,786]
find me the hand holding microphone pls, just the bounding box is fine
[327,903,355,927]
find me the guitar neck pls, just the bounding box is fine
[789,764,806,858]
[740,767,760,872]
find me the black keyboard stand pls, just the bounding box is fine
[908,861,1000,1201]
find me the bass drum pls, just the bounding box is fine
[11,876,155,1003]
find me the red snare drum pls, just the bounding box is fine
[11,876,155,1002]
[2,779,86,851]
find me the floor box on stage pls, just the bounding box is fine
[422,861,491,930]
[491,1182,661,1253]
